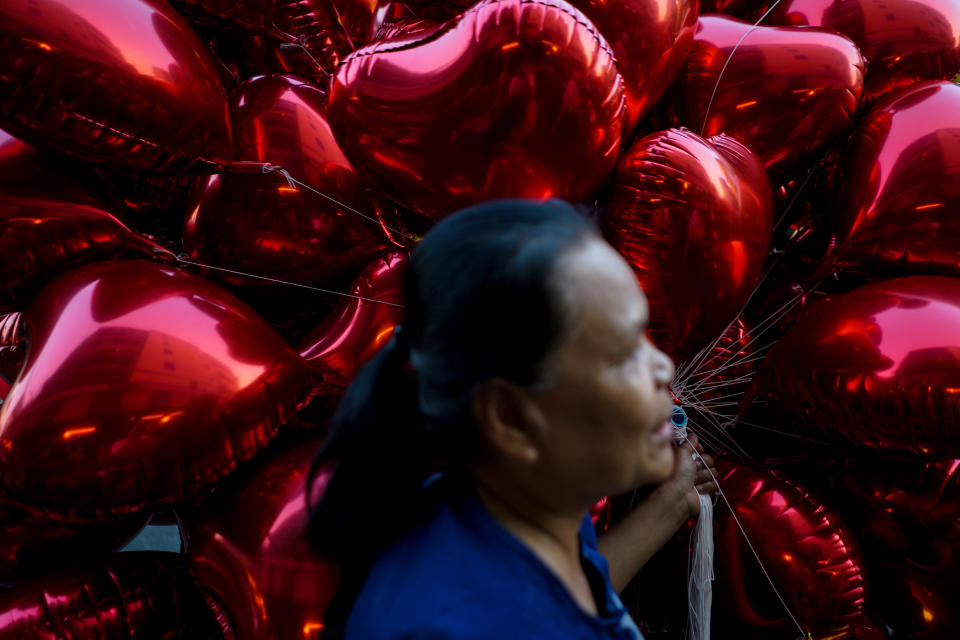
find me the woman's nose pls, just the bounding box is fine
[653,347,675,386]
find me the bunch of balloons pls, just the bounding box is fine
[0,0,958,637]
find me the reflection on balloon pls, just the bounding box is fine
[189,437,340,640]
[0,260,325,521]
[830,81,960,279]
[758,276,960,457]
[329,0,626,220]
[601,129,772,361]
[0,0,232,172]
[652,16,865,183]
[299,252,408,389]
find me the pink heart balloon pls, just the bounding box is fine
[769,0,960,103]
[758,276,960,456]
[184,75,393,295]
[329,0,626,220]
[652,15,866,184]
[830,81,960,279]
[0,130,160,314]
[299,251,407,389]
[0,0,232,173]
[0,260,325,521]
[600,129,773,361]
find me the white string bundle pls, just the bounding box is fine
[688,491,714,640]
[672,407,714,640]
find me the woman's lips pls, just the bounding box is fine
[650,419,675,446]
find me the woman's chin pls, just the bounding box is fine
[632,448,675,487]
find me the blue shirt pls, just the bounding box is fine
[345,490,644,639]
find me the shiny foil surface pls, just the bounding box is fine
[759,276,960,457]
[0,0,232,173]
[328,0,626,220]
[653,15,865,183]
[0,260,322,521]
[601,129,772,361]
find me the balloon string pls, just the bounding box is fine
[150,247,406,309]
[277,34,334,79]
[681,432,808,640]
[700,0,786,137]
[259,164,420,243]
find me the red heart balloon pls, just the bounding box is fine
[0,260,324,521]
[184,75,394,294]
[0,553,215,639]
[569,0,699,132]
[0,0,231,173]
[383,0,698,133]
[600,129,773,361]
[190,437,340,640]
[829,81,960,278]
[0,130,162,314]
[329,0,626,220]
[758,276,960,456]
[652,15,865,183]
[299,251,407,389]
[715,462,870,638]
[770,0,960,103]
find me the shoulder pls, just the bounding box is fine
[344,497,590,639]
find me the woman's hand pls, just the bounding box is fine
[653,435,718,520]
[597,435,719,592]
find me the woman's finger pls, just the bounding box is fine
[695,469,714,484]
[688,434,705,454]
[695,481,718,495]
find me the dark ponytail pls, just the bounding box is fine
[308,199,598,627]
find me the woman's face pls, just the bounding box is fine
[530,237,676,502]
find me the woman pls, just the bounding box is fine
[309,199,718,639]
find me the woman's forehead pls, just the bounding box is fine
[557,239,647,336]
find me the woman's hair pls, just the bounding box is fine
[308,199,597,622]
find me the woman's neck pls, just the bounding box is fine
[472,473,599,616]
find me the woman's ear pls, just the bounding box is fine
[470,379,548,465]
